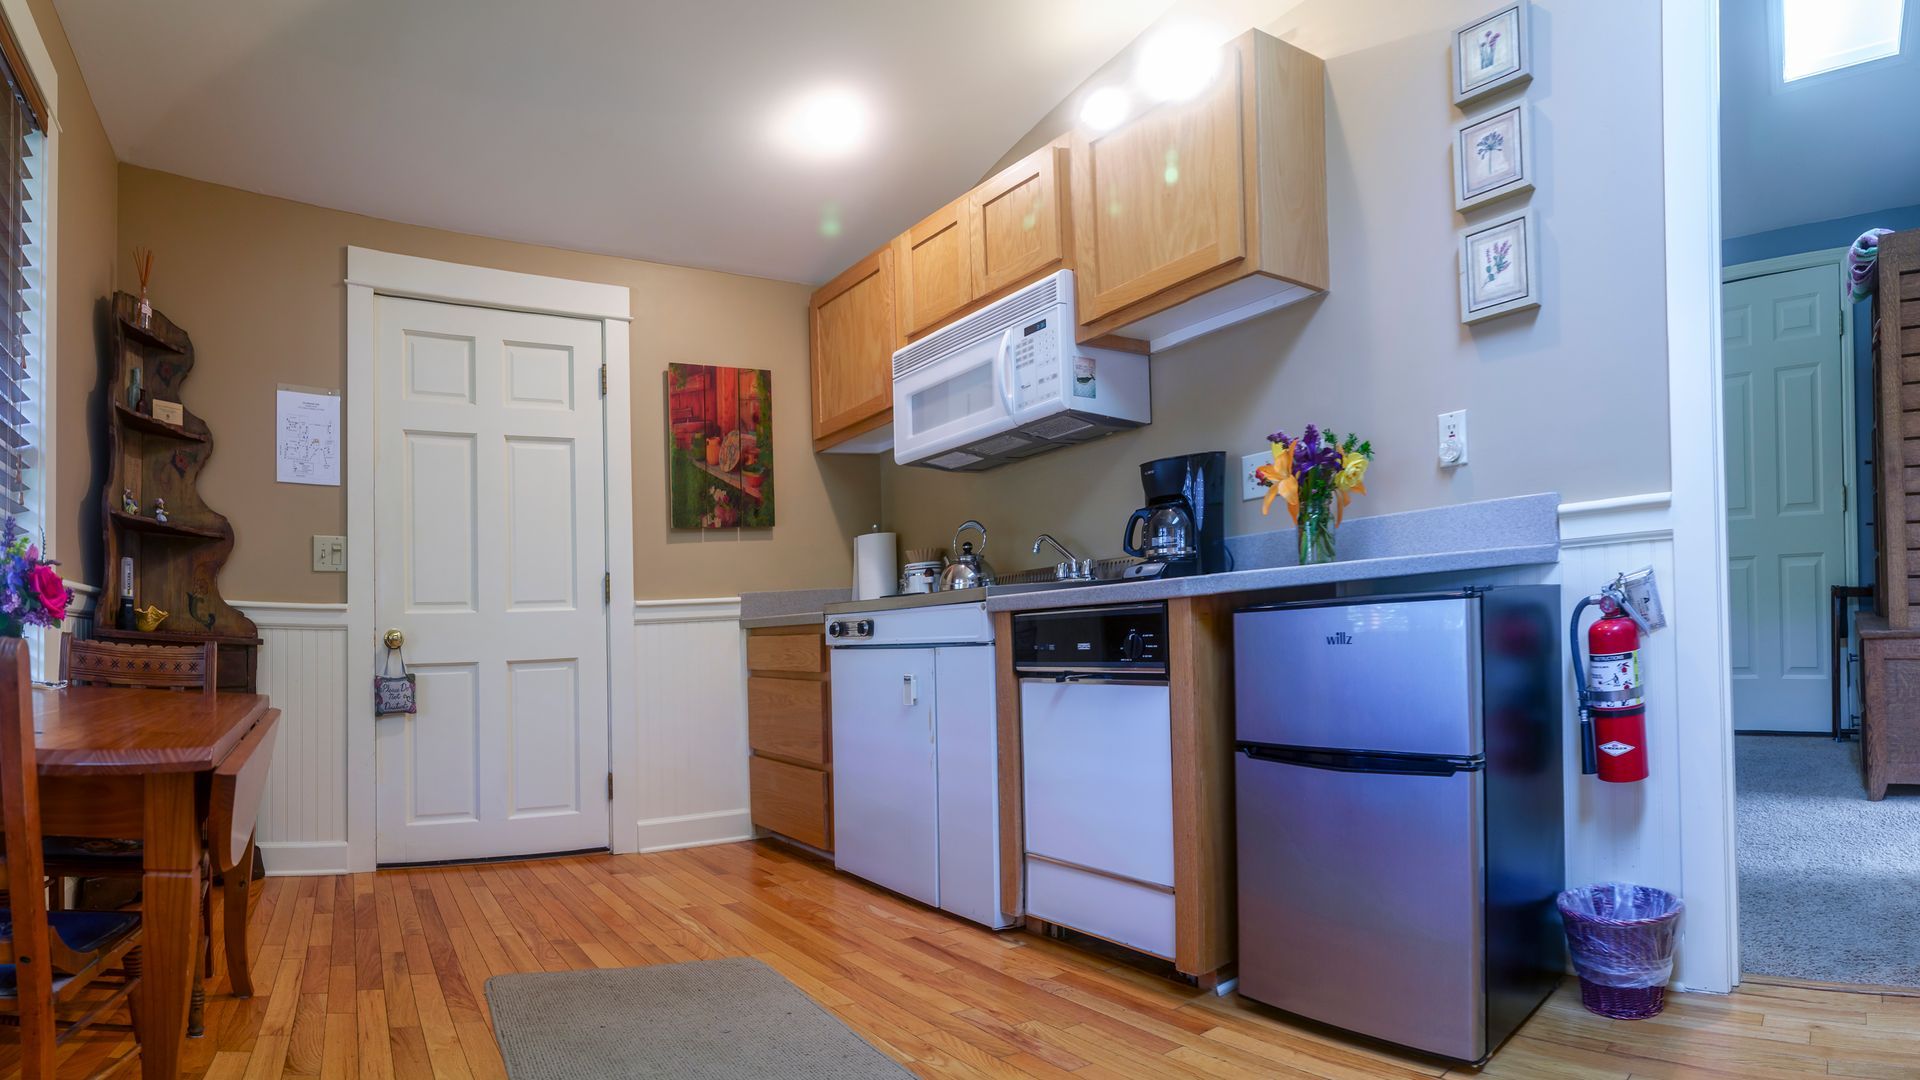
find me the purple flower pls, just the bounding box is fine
[1268,430,1291,445]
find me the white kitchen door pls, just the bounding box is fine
[1722,264,1851,733]
[373,295,611,863]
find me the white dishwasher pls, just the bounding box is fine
[1013,603,1175,959]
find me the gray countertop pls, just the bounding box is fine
[739,587,848,629]
[741,493,1561,624]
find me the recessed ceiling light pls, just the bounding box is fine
[1134,25,1223,103]
[1782,0,1904,82]
[1079,86,1132,132]
[772,86,872,161]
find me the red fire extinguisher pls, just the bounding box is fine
[1572,591,1649,783]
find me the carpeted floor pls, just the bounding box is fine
[1736,735,1920,987]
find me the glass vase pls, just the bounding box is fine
[1298,499,1337,566]
[137,289,153,330]
[0,612,21,639]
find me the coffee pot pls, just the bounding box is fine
[1121,452,1226,580]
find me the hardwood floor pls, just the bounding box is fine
[23,839,1920,1078]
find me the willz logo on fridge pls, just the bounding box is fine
[1324,632,1355,645]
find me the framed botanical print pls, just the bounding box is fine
[1458,211,1540,323]
[1453,2,1531,105]
[1453,102,1532,210]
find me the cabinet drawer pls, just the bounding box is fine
[750,756,831,850]
[748,677,828,765]
[747,631,826,675]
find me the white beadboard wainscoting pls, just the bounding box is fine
[625,598,752,854]
[237,602,352,876]
[1343,491,1728,991]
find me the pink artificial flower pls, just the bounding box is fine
[29,563,65,621]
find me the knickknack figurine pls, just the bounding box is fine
[121,488,138,515]
[152,497,167,523]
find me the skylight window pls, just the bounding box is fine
[1782,0,1905,81]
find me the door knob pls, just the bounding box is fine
[383,628,405,650]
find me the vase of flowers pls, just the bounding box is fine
[0,516,68,637]
[1255,425,1372,566]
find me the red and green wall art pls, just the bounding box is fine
[667,363,773,529]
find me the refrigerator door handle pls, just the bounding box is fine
[1239,743,1482,777]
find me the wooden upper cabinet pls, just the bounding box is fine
[1070,29,1327,345]
[895,196,976,338]
[969,144,1070,299]
[1071,53,1247,325]
[809,245,898,451]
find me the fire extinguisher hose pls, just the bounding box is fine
[1570,594,1599,776]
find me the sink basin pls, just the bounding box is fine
[986,579,1112,597]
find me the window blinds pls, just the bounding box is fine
[0,25,43,519]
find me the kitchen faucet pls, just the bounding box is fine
[1032,534,1093,582]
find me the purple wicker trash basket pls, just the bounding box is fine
[1557,883,1683,1020]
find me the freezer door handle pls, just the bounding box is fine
[1238,743,1482,777]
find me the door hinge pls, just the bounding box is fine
[607,771,614,801]
[603,572,611,605]
[599,364,608,397]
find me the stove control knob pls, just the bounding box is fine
[826,622,844,638]
[856,620,874,638]
[1123,629,1145,662]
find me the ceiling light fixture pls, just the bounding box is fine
[1782,0,1904,81]
[772,86,873,161]
[1079,86,1132,132]
[1133,25,1224,103]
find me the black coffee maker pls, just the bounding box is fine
[1121,452,1227,579]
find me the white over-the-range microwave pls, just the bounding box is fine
[893,270,1149,470]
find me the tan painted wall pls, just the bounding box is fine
[115,166,880,603]
[21,0,119,589]
[882,0,1672,565]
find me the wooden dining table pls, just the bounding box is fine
[32,684,273,1080]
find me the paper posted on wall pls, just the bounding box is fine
[277,386,340,486]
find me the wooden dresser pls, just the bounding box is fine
[1864,228,1920,798]
[746,626,833,849]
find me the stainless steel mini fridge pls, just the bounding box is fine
[1232,588,1563,1063]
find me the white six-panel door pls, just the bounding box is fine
[373,295,611,863]
[1722,264,1850,733]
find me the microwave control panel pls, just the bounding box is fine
[1011,318,1060,411]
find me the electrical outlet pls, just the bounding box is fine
[1240,451,1269,501]
[312,534,346,573]
[1438,410,1469,468]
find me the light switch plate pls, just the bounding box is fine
[1438,410,1469,468]
[313,534,346,573]
[1240,452,1269,501]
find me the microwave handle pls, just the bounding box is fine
[996,326,1016,415]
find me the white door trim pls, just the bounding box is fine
[344,247,635,872]
[1662,0,1740,993]
[1723,248,1861,589]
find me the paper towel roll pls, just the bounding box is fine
[854,531,898,601]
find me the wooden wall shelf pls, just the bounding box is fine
[99,292,257,690]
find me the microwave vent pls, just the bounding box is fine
[926,450,983,470]
[1025,414,1097,441]
[966,432,1034,457]
[893,273,1062,380]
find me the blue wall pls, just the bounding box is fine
[1724,205,1920,589]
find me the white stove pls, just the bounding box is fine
[825,599,1012,929]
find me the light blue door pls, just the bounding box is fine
[1722,264,1850,733]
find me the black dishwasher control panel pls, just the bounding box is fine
[1012,603,1167,675]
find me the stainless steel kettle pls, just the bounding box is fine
[939,519,996,590]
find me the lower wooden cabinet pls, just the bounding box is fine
[746,626,832,850]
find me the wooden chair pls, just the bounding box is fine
[0,637,147,1077]
[45,637,218,907]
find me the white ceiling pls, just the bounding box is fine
[54,0,1180,284]
[1721,0,1920,238]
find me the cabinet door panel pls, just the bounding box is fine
[809,245,896,445]
[969,144,1067,299]
[1071,52,1247,323]
[897,197,976,338]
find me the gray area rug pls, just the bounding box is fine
[1736,735,1920,987]
[485,958,911,1079]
